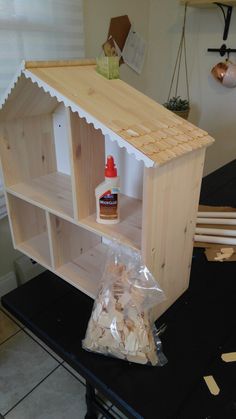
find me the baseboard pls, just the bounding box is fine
[0,271,17,301]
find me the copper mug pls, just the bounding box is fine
[211,60,236,88]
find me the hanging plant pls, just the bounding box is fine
[163,5,190,120]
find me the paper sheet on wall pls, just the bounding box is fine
[122,27,146,74]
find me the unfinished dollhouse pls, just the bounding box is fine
[0,59,214,318]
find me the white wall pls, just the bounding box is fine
[84,0,236,176]
[143,0,236,175]
[83,0,150,92]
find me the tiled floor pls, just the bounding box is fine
[0,308,127,419]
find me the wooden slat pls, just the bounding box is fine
[142,148,206,320]
[67,109,105,220]
[6,172,73,220]
[25,59,96,69]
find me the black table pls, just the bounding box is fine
[2,160,236,419]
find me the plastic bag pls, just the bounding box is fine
[82,241,167,366]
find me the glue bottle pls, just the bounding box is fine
[95,155,120,224]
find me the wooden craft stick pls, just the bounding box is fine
[203,376,220,396]
[198,211,236,219]
[25,59,96,68]
[194,235,236,246]
[221,352,236,363]
[196,218,236,226]
[195,227,236,237]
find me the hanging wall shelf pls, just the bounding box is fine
[181,1,236,57]
[180,1,236,7]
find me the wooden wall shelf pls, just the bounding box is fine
[180,1,236,7]
[0,60,214,319]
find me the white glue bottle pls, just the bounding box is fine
[95,155,120,224]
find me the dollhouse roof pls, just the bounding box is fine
[0,59,214,168]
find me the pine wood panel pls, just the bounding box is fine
[7,194,46,244]
[16,232,51,268]
[7,194,51,267]
[142,148,206,319]
[48,214,101,269]
[0,114,57,187]
[67,110,105,220]
[80,194,142,250]
[6,172,73,220]
[0,75,58,121]
[57,243,108,298]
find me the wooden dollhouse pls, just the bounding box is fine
[0,59,214,318]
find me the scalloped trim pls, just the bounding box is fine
[0,61,26,110]
[23,69,154,168]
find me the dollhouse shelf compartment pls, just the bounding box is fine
[7,194,52,268]
[6,172,74,221]
[80,194,142,250]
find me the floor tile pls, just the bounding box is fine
[5,365,87,419]
[24,328,63,363]
[0,310,20,344]
[1,307,24,329]
[0,330,59,415]
[62,361,86,384]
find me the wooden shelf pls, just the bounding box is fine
[181,0,236,7]
[80,194,142,250]
[6,172,74,221]
[57,243,108,298]
[16,232,51,268]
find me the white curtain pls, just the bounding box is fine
[0,0,84,218]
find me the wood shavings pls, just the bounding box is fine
[83,262,159,366]
[214,247,234,262]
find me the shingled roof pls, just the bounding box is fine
[0,59,214,167]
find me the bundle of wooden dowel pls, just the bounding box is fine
[195,210,236,246]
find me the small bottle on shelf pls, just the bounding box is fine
[95,155,120,224]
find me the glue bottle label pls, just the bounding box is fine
[99,189,118,220]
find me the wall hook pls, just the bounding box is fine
[208,43,236,57]
[214,3,233,41]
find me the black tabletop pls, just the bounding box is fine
[3,160,236,419]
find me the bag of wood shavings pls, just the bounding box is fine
[82,241,167,366]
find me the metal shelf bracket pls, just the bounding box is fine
[214,2,233,41]
[208,3,234,56]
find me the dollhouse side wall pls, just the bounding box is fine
[142,148,206,320]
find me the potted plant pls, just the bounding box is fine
[163,5,190,120]
[163,96,190,120]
